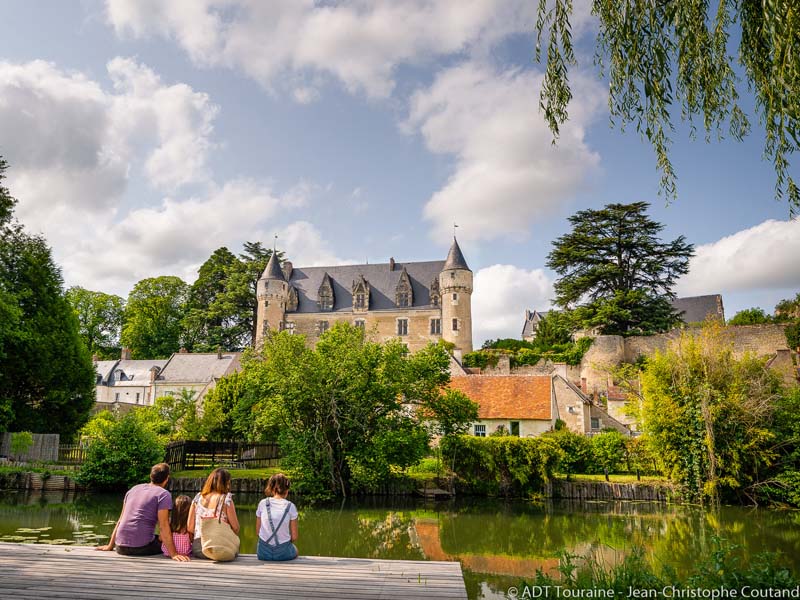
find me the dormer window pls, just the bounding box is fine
[430,277,440,307]
[395,268,413,308]
[286,285,299,312]
[352,275,370,312]
[317,273,334,312]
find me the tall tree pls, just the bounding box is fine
[121,276,188,359]
[183,247,247,351]
[66,287,125,359]
[533,0,800,212]
[0,159,95,437]
[547,202,693,335]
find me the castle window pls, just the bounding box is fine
[317,273,334,311]
[354,319,365,329]
[452,318,459,331]
[318,320,329,334]
[397,319,408,336]
[591,417,601,430]
[430,277,440,307]
[283,321,296,335]
[135,393,140,404]
[395,268,413,308]
[474,424,486,437]
[430,318,441,335]
[352,275,370,311]
[355,293,366,309]
[431,295,439,307]
[452,293,458,305]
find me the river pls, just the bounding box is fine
[1,491,798,599]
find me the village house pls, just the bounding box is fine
[448,374,629,437]
[93,348,241,410]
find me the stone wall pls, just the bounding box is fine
[287,309,444,353]
[552,376,588,434]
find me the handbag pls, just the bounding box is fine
[199,494,240,562]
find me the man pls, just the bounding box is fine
[96,462,190,561]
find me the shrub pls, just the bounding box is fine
[542,429,594,478]
[591,430,628,474]
[9,431,33,461]
[76,413,165,490]
[441,435,561,496]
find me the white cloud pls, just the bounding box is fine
[677,219,800,297]
[281,221,346,267]
[472,264,554,345]
[405,62,605,242]
[104,0,543,99]
[0,58,218,231]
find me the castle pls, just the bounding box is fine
[254,238,474,355]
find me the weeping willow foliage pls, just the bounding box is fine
[534,0,800,212]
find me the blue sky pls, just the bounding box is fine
[1,0,798,346]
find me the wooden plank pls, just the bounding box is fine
[0,543,467,599]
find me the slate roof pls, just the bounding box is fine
[261,252,286,281]
[521,309,549,338]
[287,260,446,313]
[448,375,553,420]
[94,361,118,384]
[115,359,168,386]
[443,238,470,271]
[158,352,242,383]
[671,295,724,324]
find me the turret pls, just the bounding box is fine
[439,237,473,353]
[255,252,290,348]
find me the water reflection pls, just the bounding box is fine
[0,491,797,600]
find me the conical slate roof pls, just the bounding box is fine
[443,237,470,271]
[261,252,286,281]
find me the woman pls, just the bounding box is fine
[256,473,298,561]
[187,467,240,559]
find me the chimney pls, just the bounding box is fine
[121,347,132,360]
[179,347,188,354]
[217,346,223,360]
[282,261,293,280]
[389,257,395,271]
[581,378,588,394]
[149,366,160,383]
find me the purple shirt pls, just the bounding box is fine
[116,483,173,548]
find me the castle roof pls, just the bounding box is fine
[671,294,724,324]
[521,309,549,338]
[449,375,552,420]
[443,238,470,271]
[287,260,445,313]
[261,252,286,281]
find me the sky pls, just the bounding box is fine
[1,0,798,347]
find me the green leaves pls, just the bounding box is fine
[534,0,800,212]
[121,276,189,359]
[66,287,125,359]
[547,202,692,335]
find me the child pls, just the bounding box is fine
[161,494,192,557]
[256,473,298,561]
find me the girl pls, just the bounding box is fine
[161,494,192,557]
[187,468,240,559]
[256,473,298,561]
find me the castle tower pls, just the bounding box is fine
[439,237,473,353]
[255,252,289,348]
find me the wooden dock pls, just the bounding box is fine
[0,542,467,599]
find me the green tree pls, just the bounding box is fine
[247,323,448,496]
[9,431,33,462]
[183,247,248,351]
[139,390,203,442]
[728,307,773,326]
[591,430,628,478]
[533,0,800,211]
[121,276,188,358]
[76,412,165,490]
[543,428,594,480]
[0,229,95,438]
[66,286,125,359]
[547,202,693,336]
[774,293,800,321]
[530,311,573,349]
[200,371,244,441]
[638,324,782,504]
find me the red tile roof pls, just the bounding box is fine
[449,375,552,420]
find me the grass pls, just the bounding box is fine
[171,466,283,480]
[557,473,669,484]
[0,465,77,477]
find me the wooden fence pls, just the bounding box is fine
[0,433,59,462]
[57,444,87,465]
[165,441,280,472]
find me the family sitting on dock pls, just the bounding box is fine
[96,463,298,562]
